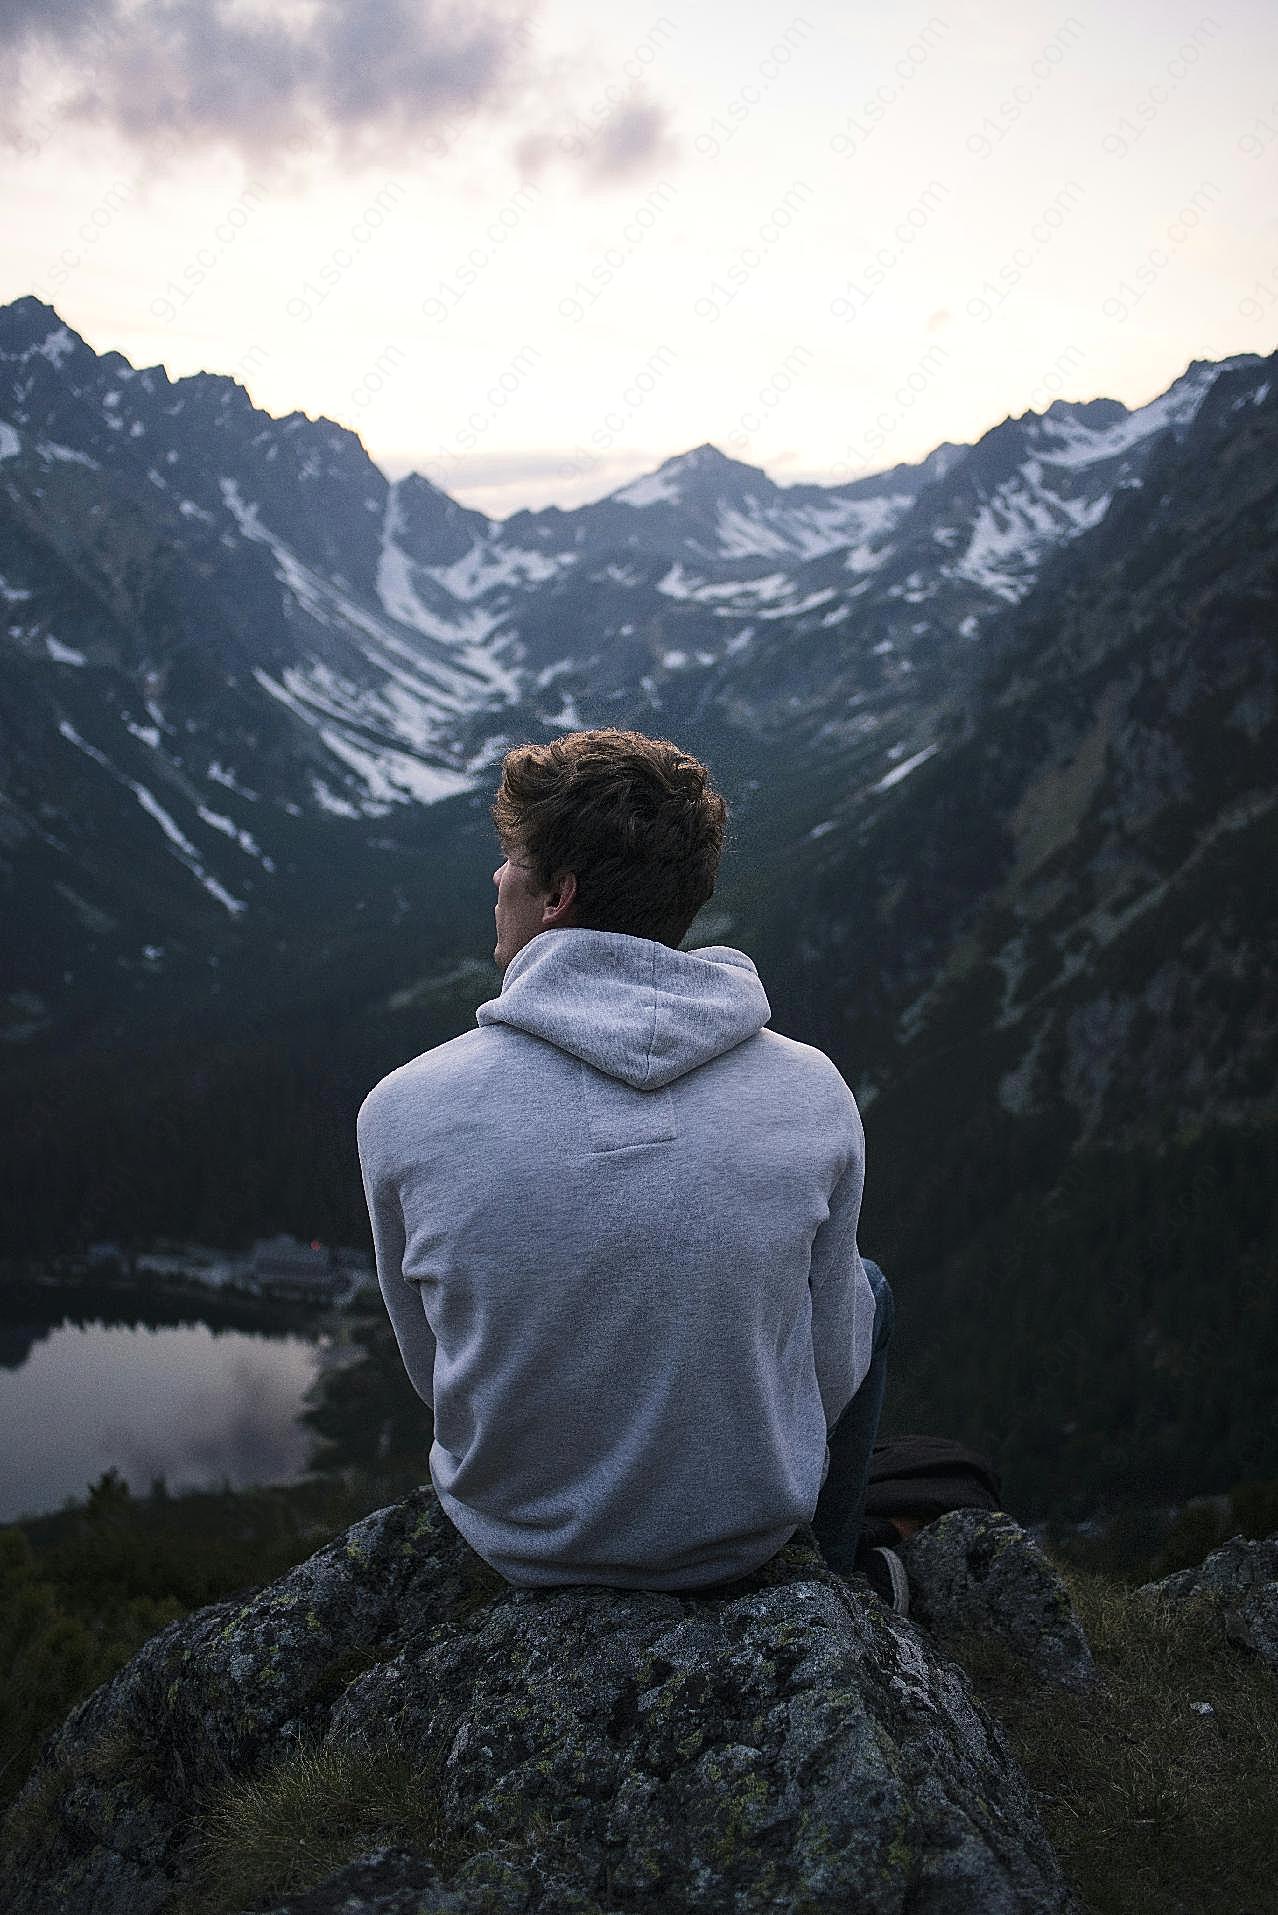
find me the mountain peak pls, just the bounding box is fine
[2,294,61,327]
[661,442,732,468]
[657,443,769,484]
[0,297,92,371]
[608,443,771,510]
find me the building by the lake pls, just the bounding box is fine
[83,1235,373,1303]
[249,1235,359,1303]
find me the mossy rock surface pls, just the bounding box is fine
[900,1508,1098,1691]
[1,1492,1082,1914]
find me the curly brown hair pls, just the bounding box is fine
[490,728,729,948]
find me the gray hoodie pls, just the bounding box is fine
[356,926,876,1590]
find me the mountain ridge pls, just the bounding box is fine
[6,293,1261,518]
[1,293,1272,1055]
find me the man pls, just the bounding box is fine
[356,727,902,1602]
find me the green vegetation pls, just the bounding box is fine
[0,1462,421,1819]
[1048,1478,1278,1586]
[0,1518,180,1820]
[957,1565,1278,1915]
[170,1735,576,1915]
[872,1116,1278,1520]
[173,1740,465,1915]
[301,1310,436,1478]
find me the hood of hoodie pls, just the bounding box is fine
[475,928,772,1090]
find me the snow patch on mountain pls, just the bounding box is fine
[427,539,572,600]
[612,470,680,508]
[539,689,584,728]
[57,718,112,769]
[656,561,698,600]
[46,636,87,665]
[1032,360,1243,468]
[206,762,260,800]
[196,804,276,871]
[38,440,98,467]
[760,587,838,620]
[657,563,793,606]
[874,743,940,791]
[251,665,476,810]
[377,504,440,629]
[376,489,514,677]
[221,478,520,778]
[714,491,912,563]
[845,537,895,574]
[219,476,266,538]
[58,717,247,914]
[310,776,363,817]
[957,474,1099,600]
[315,723,475,809]
[37,327,75,369]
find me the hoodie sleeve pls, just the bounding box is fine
[807,1108,877,1432]
[357,1093,436,1412]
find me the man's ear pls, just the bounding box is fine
[543,872,578,922]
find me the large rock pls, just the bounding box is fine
[248,1847,607,1913]
[1138,1533,1278,1668]
[1,1492,1082,1915]
[899,1509,1098,1692]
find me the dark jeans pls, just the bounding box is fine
[810,1257,894,1575]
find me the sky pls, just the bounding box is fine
[4,0,1277,517]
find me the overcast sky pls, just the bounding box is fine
[4,0,1276,516]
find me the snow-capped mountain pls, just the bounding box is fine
[0,293,1271,1048]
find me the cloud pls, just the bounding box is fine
[1,0,541,169]
[514,91,675,188]
[584,101,675,183]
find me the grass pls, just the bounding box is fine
[952,1560,1278,1915]
[172,1737,566,1915]
[172,1740,462,1915]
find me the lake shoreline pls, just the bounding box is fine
[0,1275,350,1524]
[0,1257,368,1339]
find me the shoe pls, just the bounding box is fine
[855,1543,910,1616]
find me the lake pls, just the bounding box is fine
[0,1290,329,1523]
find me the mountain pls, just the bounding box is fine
[757,356,1278,1513]
[1,295,1263,1051]
[3,295,1276,1519]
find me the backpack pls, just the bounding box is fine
[858,1434,1004,1549]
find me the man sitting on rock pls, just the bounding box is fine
[356,727,905,1608]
